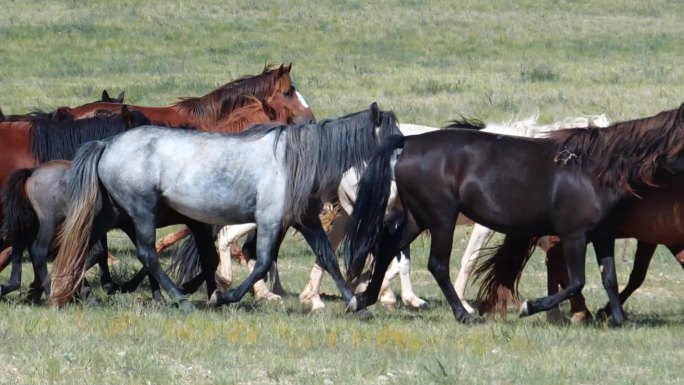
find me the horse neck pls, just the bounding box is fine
[212,109,272,133]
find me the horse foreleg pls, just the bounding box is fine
[592,237,626,325]
[454,223,496,314]
[353,210,423,316]
[209,222,284,306]
[216,224,256,292]
[300,210,350,310]
[155,227,191,253]
[597,241,658,320]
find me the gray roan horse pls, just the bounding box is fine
[49,103,400,313]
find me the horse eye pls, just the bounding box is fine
[285,86,295,96]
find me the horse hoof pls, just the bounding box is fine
[208,290,222,307]
[214,272,232,292]
[259,293,282,302]
[347,296,359,312]
[459,314,484,325]
[519,301,530,317]
[354,308,374,320]
[103,283,119,295]
[180,301,195,313]
[595,307,610,322]
[403,297,429,310]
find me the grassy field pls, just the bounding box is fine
[1,0,684,384]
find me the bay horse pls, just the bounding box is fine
[345,104,684,325]
[0,108,152,298]
[66,64,314,128]
[0,95,294,301]
[535,175,684,322]
[48,104,398,315]
[0,90,124,122]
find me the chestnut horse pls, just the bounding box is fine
[67,64,314,128]
[345,104,684,325]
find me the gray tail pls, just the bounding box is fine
[49,141,106,306]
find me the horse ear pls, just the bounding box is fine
[275,64,285,77]
[120,105,133,127]
[101,90,111,102]
[116,91,125,103]
[284,63,292,73]
[0,108,4,121]
[370,102,381,125]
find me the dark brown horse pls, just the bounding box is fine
[345,104,684,326]
[67,64,314,128]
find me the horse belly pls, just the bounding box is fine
[457,175,552,234]
[619,200,684,245]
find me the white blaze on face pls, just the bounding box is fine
[295,91,309,108]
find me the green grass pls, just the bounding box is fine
[1,0,684,383]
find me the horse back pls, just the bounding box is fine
[395,130,559,235]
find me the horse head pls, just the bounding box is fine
[272,64,316,125]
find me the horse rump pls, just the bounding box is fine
[1,168,38,244]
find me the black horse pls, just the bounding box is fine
[345,104,684,326]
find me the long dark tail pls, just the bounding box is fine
[49,141,107,306]
[344,134,406,282]
[474,235,538,317]
[168,225,222,284]
[1,168,38,244]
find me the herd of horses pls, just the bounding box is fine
[1,63,682,327]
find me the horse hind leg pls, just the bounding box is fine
[396,248,428,309]
[454,224,496,314]
[299,211,350,310]
[186,221,219,299]
[130,213,190,311]
[240,231,282,302]
[0,241,25,296]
